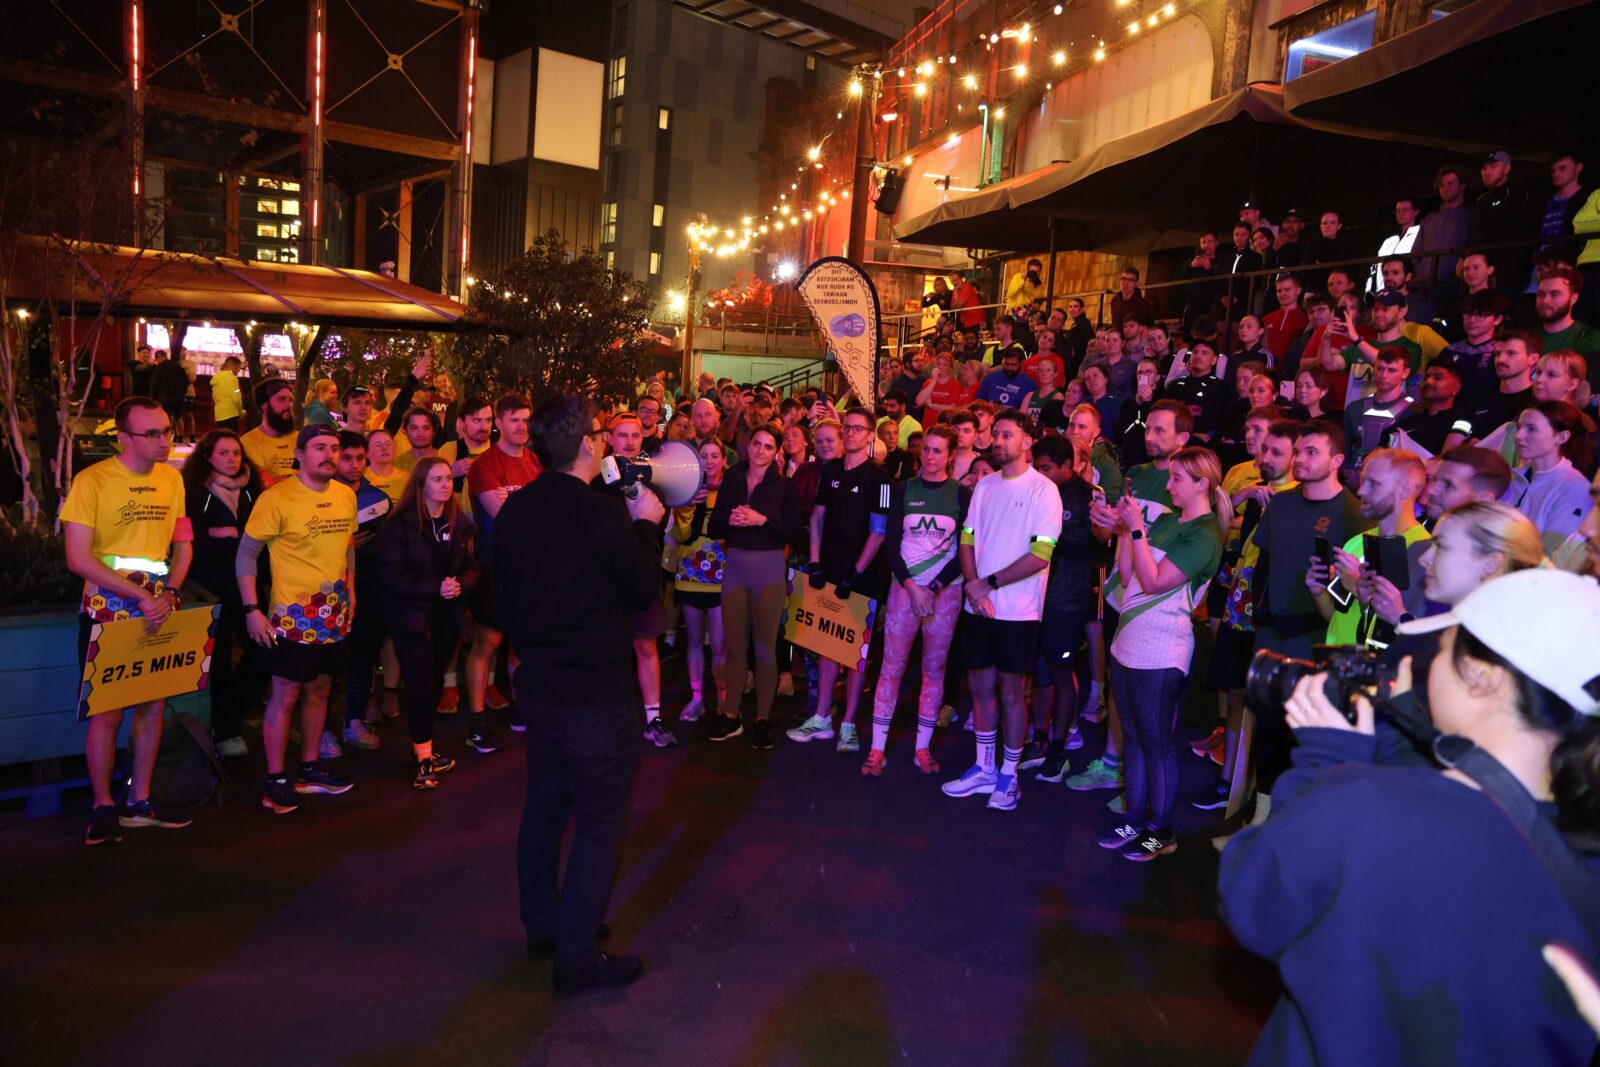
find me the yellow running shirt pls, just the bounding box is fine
[363,465,407,504]
[241,426,297,486]
[59,456,190,619]
[244,476,357,644]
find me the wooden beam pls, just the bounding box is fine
[323,119,458,161]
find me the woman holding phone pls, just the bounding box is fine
[378,456,481,790]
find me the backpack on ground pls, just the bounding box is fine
[150,712,228,811]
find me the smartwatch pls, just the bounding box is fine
[242,604,262,615]
[986,574,1001,590]
[1130,529,1145,541]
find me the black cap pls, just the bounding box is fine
[254,377,293,406]
[296,423,339,450]
[1484,149,1511,165]
[1371,288,1408,309]
[340,383,375,404]
[1281,207,1303,220]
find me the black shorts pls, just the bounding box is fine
[632,595,666,640]
[1039,607,1089,665]
[1205,624,1257,691]
[960,614,1040,675]
[468,567,495,631]
[263,637,349,683]
[675,588,721,611]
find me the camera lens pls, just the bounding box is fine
[1244,649,1319,716]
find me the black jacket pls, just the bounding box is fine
[377,508,480,640]
[707,461,805,553]
[493,469,660,707]
[186,483,257,599]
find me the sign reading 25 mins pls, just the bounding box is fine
[784,580,877,672]
[78,605,220,717]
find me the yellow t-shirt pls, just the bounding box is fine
[241,426,297,486]
[59,457,188,619]
[438,438,490,513]
[363,465,408,504]
[211,369,243,421]
[244,476,357,644]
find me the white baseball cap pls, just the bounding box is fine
[1397,569,1600,716]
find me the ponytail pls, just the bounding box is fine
[1553,720,1600,850]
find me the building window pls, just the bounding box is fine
[607,55,626,99]
[649,252,661,275]
[1285,11,1376,80]
[657,107,671,131]
[606,250,616,269]
[652,204,664,227]
[602,201,618,245]
[609,103,624,148]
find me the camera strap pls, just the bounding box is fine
[1433,733,1600,960]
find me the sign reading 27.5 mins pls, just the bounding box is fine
[78,605,220,717]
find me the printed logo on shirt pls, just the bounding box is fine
[114,499,172,528]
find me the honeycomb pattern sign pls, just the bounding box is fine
[78,605,221,717]
[270,578,350,644]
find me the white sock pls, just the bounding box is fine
[915,714,935,751]
[976,729,997,773]
[443,669,457,688]
[1001,745,1022,776]
[871,711,892,754]
[645,703,661,723]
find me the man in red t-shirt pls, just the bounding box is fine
[950,270,985,330]
[463,394,541,742]
[1263,272,1308,365]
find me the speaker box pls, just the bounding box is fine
[875,171,905,216]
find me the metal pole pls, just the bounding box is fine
[681,246,699,391]
[846,64,879,264]
[1045,218,1058,312]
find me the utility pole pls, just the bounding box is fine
[680,244,700,390]
[846,63,880,265]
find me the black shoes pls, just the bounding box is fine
[526,922,612,961]
[706,713,743,742]
[750,718,775,749]
[553,951,644,994]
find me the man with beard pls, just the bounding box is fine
[1164,340,1228,439]
[690,397,722,445]
[238,424,359,813]
[1340,347,1414,484]
[1244,421,1370,827]
[242,378,298,485]
[1444,328,1540,449]
[1385,360,1463,456]
[1313,448,1430,650]
[1421,446,1512,525]
[1535,268,1600,390]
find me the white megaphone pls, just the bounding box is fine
[599,440,706,507]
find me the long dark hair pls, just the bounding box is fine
[1526,400,1591,470]
[1453,627,1600,847]
[392,455,459,530]
[183,429,261,497]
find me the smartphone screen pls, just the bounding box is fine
[1366,534,1411,591]
[1314,535,1332,569]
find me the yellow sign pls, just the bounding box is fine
[784,579,878,671]
[78,605,220,716]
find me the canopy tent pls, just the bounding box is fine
[1284,0,1599,150]
[894,84,1491,252]
[0,235,467,330]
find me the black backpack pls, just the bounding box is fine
[150,712,228,811]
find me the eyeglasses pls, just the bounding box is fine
[585,428,609,440]
[125,427,175,441]
[842,424,872,434]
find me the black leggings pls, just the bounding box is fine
[1109,658,1187,835]
[390,611,461,746]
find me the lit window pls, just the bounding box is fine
[649,252,661,275]
[605,250,616,269]
[607,55,626,99]
[652,204,664,227]
[658,107,671,130]
[602,202,618,245]
[609,103,624,147]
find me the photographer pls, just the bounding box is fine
[1220,569,1600,1065]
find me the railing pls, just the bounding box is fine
[693,303,825,355]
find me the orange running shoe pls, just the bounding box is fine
[860,750,887,777]
[913,748,941,775]
[485,684,511,711]
[437,686,460,715]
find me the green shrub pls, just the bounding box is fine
[0,510,80,609]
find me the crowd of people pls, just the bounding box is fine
[53,145,1600,1037]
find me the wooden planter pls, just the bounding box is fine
[0,606,211,815]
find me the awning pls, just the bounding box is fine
[0,235,467,330]
[1284,0,1599,149]
[894,83,1490,251]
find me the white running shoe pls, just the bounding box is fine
[941,764,998,797]
[786,714,836,743]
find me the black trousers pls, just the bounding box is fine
[345,580,387,724]
[390,610,460,746]
[201,583,261,742]
[515,675,636,977]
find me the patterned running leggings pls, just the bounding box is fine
[870,581,964,724]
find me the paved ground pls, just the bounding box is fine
[2,663,1277,1066]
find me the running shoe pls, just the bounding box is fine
[343,719,381,751]
[294,763,353,795]
[776,674,795,697]
[1123,831,1177,862]
[118,797,192,830]
[1035,749,1070,783]
[786,714,835,743]
[706,714,744,742]
[835,723,860,753]
[678,696,705,724]
[642,719,678,749]
[437,685,460,715]
[217,736,249,758]
[413,760,441,791]
[1106,793,1126,813]
[1080,690,1106,724]
[1065,758,1122,792]
[467,720,502,754]
[84,805,123,846]
[1190,725,1224,758]
[485,684,512,711]
[509,704,527,733]
[986,773,1020,811]
[1097,822,1142,849]
[379,688,402,719]
[318,730,343,760]
[935,704,958,729]
[261,776,300,814]
[1064,728,1084,751]
[1019,740,1049,770]
[860,750,887,776]
[941,764,998,797]
[749,718,774,749]
[1187,780,1231,811]
[913,748,941,775]
[425,753,457,774]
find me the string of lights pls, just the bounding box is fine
[680,0,1194,257]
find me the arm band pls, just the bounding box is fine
[1028,538,1055,562]
[235,533,267,578]
[959,526,975,546]
[868,512,888,537]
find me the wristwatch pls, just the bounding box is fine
[986,574,1001,590]
[1131,529,1145,541]
[242,604,261,615]
[928,579,943,593]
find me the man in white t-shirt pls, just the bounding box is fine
[941,408,1063,811]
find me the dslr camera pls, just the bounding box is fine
[1245,645,1398,723]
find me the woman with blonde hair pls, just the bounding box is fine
[1097,445,1226,860]
[303,378,338,425]
[1419,501,1546,608]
